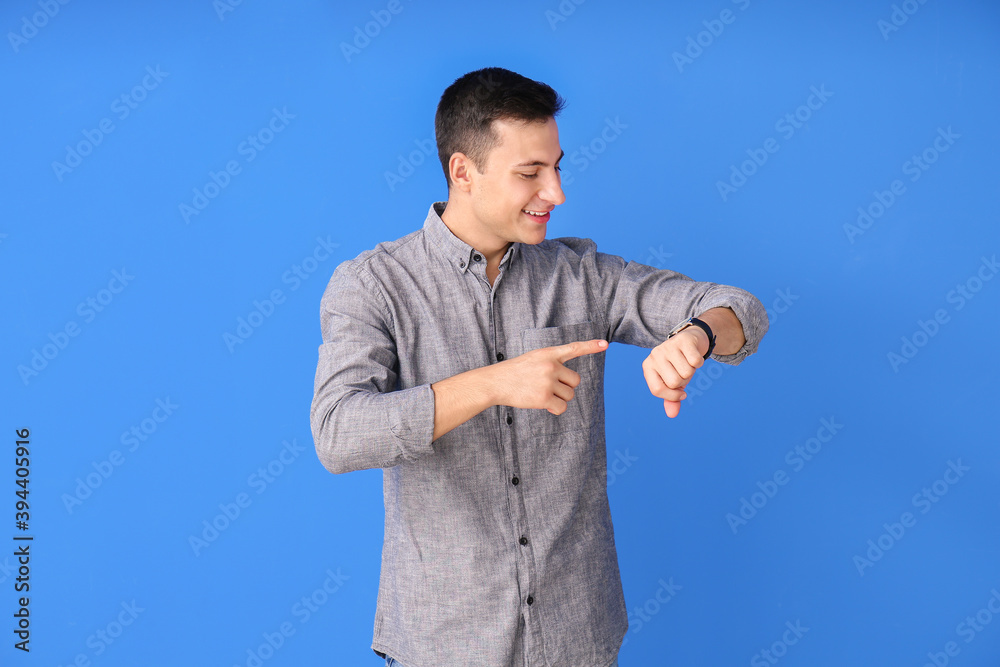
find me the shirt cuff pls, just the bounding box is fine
[389,383,437,458]
[695,287,769,365]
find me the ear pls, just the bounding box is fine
[448,152,475,193]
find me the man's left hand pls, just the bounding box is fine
[641,326,710,418]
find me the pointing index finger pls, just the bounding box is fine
[557,338,608,362]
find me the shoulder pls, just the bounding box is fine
[345,227,425,269]
[521,236,599,266]
[323,227,426,303]
[331,226,426,278]
[538,236,598,256]
[523,236,625,272]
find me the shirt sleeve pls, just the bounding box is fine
[310,259,436,474]
[598,252,769,365]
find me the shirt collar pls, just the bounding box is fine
[423,201,520,274]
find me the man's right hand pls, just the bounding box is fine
[489,339,608,415]
[429,338,607,441]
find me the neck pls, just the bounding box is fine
[440,198,511,268]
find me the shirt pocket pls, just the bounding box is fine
[520,321,606,437]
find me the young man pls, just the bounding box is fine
[310,67,768,667]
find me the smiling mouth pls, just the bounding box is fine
[522,209,551,222]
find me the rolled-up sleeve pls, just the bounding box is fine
[598,253,769,365]
[310,260,436,474]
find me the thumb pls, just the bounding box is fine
[663,398,681,419]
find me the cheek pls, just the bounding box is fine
[508,181,532,207]
[471,182,495,211]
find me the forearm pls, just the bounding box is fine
[312,359,501,473]
[604,255,767,364]
[696,306,746,356]
[311,384,436,474]
[430,365,499,440]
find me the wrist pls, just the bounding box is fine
[666,317,716,359]
[473,363,502,408]
[683,327,710,357]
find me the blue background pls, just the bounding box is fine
[3,0,999,665]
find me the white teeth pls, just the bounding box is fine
[523,210,546,216]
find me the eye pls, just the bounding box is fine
[519,173,538,179]
[555,164,562,172]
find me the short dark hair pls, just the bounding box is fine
[435,67,565,188]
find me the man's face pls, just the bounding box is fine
[465,116,565,247]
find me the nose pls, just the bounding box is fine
[540,169,566,207]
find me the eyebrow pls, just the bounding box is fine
[513,149,564,169]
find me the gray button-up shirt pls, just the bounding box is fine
[310,202,768,667]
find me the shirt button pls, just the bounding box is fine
[519,536,528,546]
[506,414,513,425]
[496,352,505,361]
[473,253,482,262]
[511,476,519,486]
[526,595,534,605]
[459,260,466,268]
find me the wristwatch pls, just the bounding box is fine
[666,317,716,359]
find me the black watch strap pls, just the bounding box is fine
[689,317,717,359]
